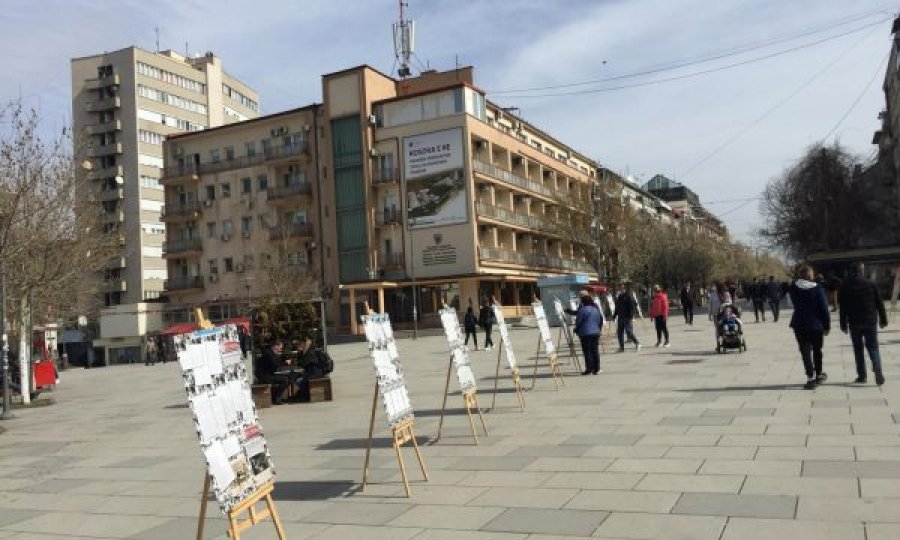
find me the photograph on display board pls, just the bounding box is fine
[404,128,468,229]
[439,307,477,393]
[362,312,414,427]
[531,301,556,355]
[492,304,518,371]
[553,297,574,345]
[174,324,275,513]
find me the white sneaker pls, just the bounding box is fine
[596,368,603,373]
[664,343,671,348]
[635,343,641,351]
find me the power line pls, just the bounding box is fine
[489,6,892,95]
[494,17,891,99]
[822,51,891,141]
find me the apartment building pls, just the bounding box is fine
[161,107,321,323]
[644,175,727,240]
[71,46,258,363]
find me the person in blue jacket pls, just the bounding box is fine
[789,264,831,390]
[572,290,604,375]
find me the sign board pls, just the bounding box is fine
[532,301,556,355]
[492,304,518,371]
[362,312,414,427]
[438,307,477,393]
[404,128,467,229]
[553,297,574,346]
[175,325,274,514]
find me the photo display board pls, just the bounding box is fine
[362,312,414,427]
[438,307,477,393]
[553,298,574,345]
[175,325,274,514]
[532,301,556,355]
[492,304,518,371]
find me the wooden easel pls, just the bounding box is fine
[360,304,429,497]
[531,298,565,390]
[436,302,488,443]
[488,298,526,412]
[197,476,285,540]
[555,310,583,375]
[195,307,214,330]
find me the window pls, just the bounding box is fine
[241,177,252,194]
[258,214,270,229]
[136,62,206,94]
[261,139,271,155]
[206,222,216,239]
[137,84,207,114]
[257,174,268,191]
[287,251,308,266]
[241,216,252,234]
[224,106,248,121]
[210,149,220,163]
[222,83,259,112]
[141,175,162,190]
[137,108,205,131]
[245,141,256,157]
[223,257,234,272]
[138,129,163,145]
[142,246,163,257]
[208,259,218,274]
[225,146,235,161]
[221,182,231,198]
[222,219,234,237]
[243,254,255,270]
[141,222,165,235]
[205,185,216,201]
[138,154,164,168]
[140,199,164,212]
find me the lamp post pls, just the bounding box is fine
[1,264,11,420]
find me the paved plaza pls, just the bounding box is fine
[1,311,900,539]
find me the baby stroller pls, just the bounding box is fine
[715,302,747,353]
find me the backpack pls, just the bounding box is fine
[299,348,334,379]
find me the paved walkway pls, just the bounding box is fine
[1,311,900,539]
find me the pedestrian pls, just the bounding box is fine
[789,264,830,390]
[839,262,888,385]
[613,282,641,351]
[479,301,496,350]
[255,339,291,405]
[572,290,603,375]
[463,306,479,350]
[826,272,842,313]
[144,337,156,366]
[766,275,783,322]
[679,280,695,325]
[649,285,670,347]
[708,282,731,321]
[750,277,767,323]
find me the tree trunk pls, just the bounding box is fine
[18,294,29,405]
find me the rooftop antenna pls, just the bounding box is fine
[393,0,415,78]
[155,27,160,52]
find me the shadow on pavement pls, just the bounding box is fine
[677,383,803,392]
[666,359,704,364]
[315,436,432,450]
[273,480,361,500]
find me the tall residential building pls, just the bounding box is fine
[71,46,259,307]
[644,175,727,240]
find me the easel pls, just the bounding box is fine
[436,302,488,443]
[360,304,429,497]
[530,299,565,390]
[197,476,285,540]
[554,303,583,375]
[192,308,286,540]
[490,303,526,412]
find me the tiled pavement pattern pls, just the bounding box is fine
[1,312,900,539]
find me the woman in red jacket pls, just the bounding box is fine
[649,285,670,347]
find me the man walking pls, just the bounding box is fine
[613,283,641,352]
[839,262,888,385]
[750,277,767,323]
[766,275,782,322]
[679,280,695,325]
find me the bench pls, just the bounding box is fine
[308,377,333,402]
[251,384,272,409]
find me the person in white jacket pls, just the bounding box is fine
[708,282,732,321]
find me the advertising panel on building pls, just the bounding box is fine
[404,127,467,229]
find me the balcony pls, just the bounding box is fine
[163,238,203,257]
[103,279,127,293]
[479,246,591,273]
[373,167,400,186]
[165,275,204,292]
[105,256,126,270]
[269,222,314,241]
[86,96,121,112]
[160,200,202,221]
[375,208,402,227]
[200,142,309,175]
[88,164,123,181]
[85,74,120,90]
[88,142,123,157]
[101,210,125,225]
[266,182,312,202]
[99,187,124,202]
[161,162,200,184]
[473,159,555,199]
[475,202,548,231]
[86,119,122,135]
[263,141,309,163]
[380,251,405,269]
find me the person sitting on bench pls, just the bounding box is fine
[255,340,291,405]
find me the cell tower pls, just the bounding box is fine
[393,0,415,78]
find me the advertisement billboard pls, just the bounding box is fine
[404,128,468,229]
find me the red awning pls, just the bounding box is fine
[222,317,250,332]
[157,322,200,336]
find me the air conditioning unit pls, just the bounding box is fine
[221,233,232,241]
[367,115,378,126]
[208,274,218,283]
[203,200,213,207]
[241,230,251,238]
[235,263,245,273]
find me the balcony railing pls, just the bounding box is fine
[86,119,122,135]
[161,200,202,219]
[88,165,123,181]
[475,202,549,231]
[165,275,204,291]
[86,96,120,112]
[269,222,314,241]
[162,161,200,180]
[99,188,124,202]
[479,246,591,273]
[380,251,405,268]
[473,159,555,198]
[163,238,202,255]
[266,182,312,201]
[88,142,122,157]
[375,208,402,227]
[85,74,120,90]
[200,142,309,175]
[373,167,400,185]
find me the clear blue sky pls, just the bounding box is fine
[1,0,894,244]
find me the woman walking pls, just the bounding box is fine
[463,306,479,350]
[479,301,496,350]
[708,282,731,321]
[573,291,603,375]
[789,264,831,390]
[649,285,670,347]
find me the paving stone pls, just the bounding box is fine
[2,512,170,538]
[522,457,612,472]
[867,523,900,540]
[506,445,590,457]
[560,434,641,446]
[721,517,864,540]
[703,408,774,417]
[698,459,801,476]
[541,471,643,490]
[466,487,578,509]
[446,457,536,471]
[665,446,758,460]
[594,512,725,539]
[635,473,744,493]
[565,489,680,513]
[672,493,796,518]
[304,502,412,525]
[860,478,900,497]
[606,458,702,474]
[389,505,504,530]
[0,509,43,528]
[796,496,900,522]
[481,508,608,536]
[741,476,859,497]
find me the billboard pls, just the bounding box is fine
[404,128,467,229]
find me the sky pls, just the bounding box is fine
[1,0,895,245]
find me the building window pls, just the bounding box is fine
[225,146,235,161]
[140,175,162,190]
[221,182,231,198]
[261,139,271,155]
[241,177,252,194]
[136,62,206,94]
[206,222,216,239]
[222,219,234,237]
[257,174,268,191]
[205,185,216,201]
[210,149,220,163]
[241,216,252,235]
[224,257,234,272]
[139,129,163,145]
[245,141,256,157]
[287,251,308,266]
[208,259,218,274]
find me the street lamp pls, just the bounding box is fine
[0,266,11,420]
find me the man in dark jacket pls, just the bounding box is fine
[572,291,603,375]
[789,265,831,390]
[839,262,888,385]
[679,281,695,325]
[750,277,767,323]
[766,276,782,322]
[255,340,290,404]
[613,283,641,352]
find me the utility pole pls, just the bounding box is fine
[0,263,10,420]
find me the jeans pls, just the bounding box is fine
[769,300,780,322]
[483,324,494,348]
[616,319,639,349]
[850,324,882,378]
[683,302,694,325]
[579,334,600,373]
[654,316,669,344]
[464,329,478,349]
[793,328,823,379]
[752,299,766,322]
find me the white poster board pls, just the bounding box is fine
[404,128,468,229]
[492,304,518,371]
[532,301,556,355]
[632,291,644,319]
[174,325,274,514]
[438,307,477,393]
[553,297,574,347]
[362,312,414,427]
